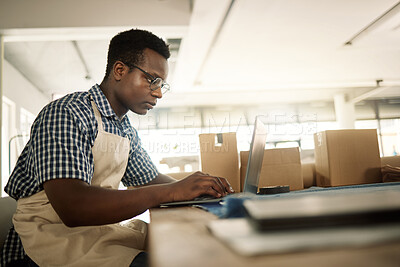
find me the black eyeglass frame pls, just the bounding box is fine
[130,65,170,94]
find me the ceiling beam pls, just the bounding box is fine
[0,0,191,30]
[351,86,395,104]
[158,82,400,108]
[1,26,189,42]
[344,1,400,45]
[171,0,232,92]
[194,0,236,83]
[72,41,93,82]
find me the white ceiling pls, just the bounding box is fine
[1,0,400,109]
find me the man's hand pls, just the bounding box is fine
[42,172,234,227]
[165,171,234,202]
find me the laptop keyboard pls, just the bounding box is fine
[194,195,218,201]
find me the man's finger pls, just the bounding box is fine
[218,177,235,193]
[215,177,229,194]
[212,176,228,196]
[206,177,226,196]
[205,186,222,198]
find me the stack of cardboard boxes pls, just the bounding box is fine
[199,132,303,192]
[199,129,385,192]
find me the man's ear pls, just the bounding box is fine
[112,61,127,81]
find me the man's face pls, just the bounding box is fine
[113,48,169,116]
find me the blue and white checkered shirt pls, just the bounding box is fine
[1,84,158,265]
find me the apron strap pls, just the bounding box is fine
[89,95,104,132]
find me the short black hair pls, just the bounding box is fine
[104,28,170,78]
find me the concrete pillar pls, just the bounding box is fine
[334,93,355,129]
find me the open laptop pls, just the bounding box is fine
[160,116,268,207]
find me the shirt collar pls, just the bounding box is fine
[89,84,124,119]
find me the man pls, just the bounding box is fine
[1,29,233,267]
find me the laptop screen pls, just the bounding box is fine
[243,116,268,194]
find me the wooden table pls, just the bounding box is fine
[149,206,400,267]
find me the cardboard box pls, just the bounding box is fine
[199,133,240,192]
[313,129,381,187]
[240,147,304,191]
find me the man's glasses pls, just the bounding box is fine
[131,65,170,94]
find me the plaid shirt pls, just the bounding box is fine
[1,84,158,265]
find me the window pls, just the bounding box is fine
[1,97,16,196]
[20,107,35,135]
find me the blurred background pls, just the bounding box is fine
[1,0,400,195]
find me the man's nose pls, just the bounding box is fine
[151,87,163,99]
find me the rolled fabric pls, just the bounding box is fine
[381,156,400,167]
[302,163,316,188]
[382,165,400,183]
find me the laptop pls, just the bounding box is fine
[160,116,268,207]
[243,189,400,231]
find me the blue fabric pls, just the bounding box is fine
[2,84,158,266]
[197,182,400,218]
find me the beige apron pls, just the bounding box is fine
[13,99,147,267]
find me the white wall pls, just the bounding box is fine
[1,60,51,196]
[3,60,51,126]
